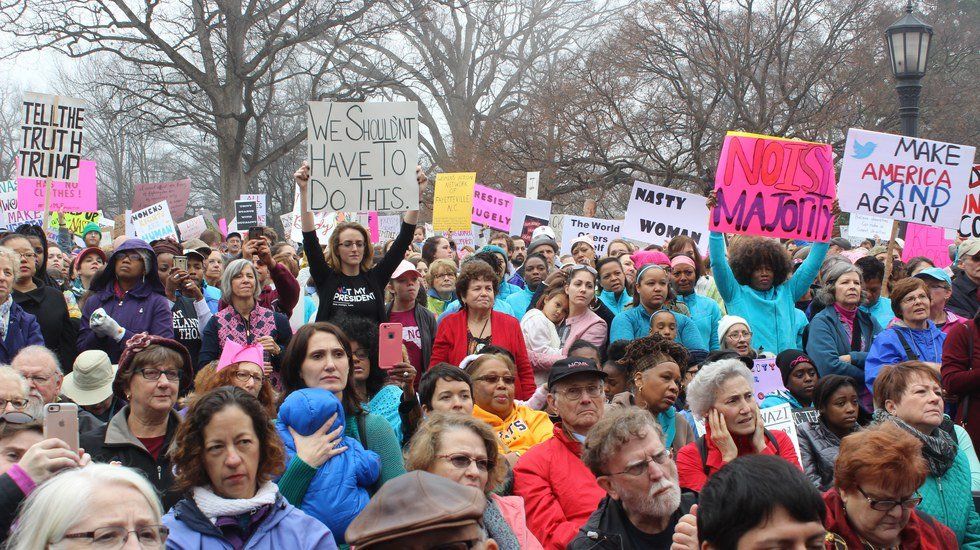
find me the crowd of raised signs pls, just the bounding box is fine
[0,162,979,550]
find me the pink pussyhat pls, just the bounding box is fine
[217,340,265,372]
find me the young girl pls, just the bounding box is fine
[520,286,569,385]
[650,309,678,341]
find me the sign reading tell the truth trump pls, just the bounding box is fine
[711,132,836,242]
[839,129,976,231]
[306,101,419,213]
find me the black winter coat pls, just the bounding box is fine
[13,282,77,371]
[568,492,698,549]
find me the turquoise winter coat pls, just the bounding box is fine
[598,289,632,316]
[917,446,980,548]
[675,292,722,350]
[609,306,706,350]
[709,232,828,355]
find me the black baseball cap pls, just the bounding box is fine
[548,357,606,388]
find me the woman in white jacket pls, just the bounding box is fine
[520,285,568,385]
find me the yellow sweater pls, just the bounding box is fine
[473,404,554,456]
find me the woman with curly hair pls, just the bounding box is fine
[610,334,696,454]
[707,212,828,354]
[163,386,338,548]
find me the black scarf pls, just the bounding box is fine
[872,409,957,477]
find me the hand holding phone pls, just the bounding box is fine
[378,323,403,370]
[173,255,188,271]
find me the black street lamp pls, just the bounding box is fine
[884,1,934,138]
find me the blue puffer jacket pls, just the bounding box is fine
[275,389,380,545]
[609,306,706,350]
[709,232,828,354]
[864,321,946,393]
[506,286,535,319]
[918,445,980,547]
[163,491,338,549]
[675,292,722,350]
[598,289,632,316]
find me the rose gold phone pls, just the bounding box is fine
[44,403,79,453]
[378,323,403,370]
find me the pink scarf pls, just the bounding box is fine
[834,303,857,338]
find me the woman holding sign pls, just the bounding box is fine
[293,161,427,325]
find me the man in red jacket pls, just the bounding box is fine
[513,357,607,549]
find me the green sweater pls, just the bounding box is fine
[277,411,406,507]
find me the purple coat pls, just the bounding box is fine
[78,239,174,362]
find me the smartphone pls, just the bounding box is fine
[248,227,264,241]
[172,255,188,271]
[378,323,403,370]
[44,403,79,453]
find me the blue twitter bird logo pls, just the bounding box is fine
[852,141,877,159]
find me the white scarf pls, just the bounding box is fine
[192,481,279,523]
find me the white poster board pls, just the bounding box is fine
[559,216,622,255]
[177,216,207,241]
[240,193,267,226]
[526,171,540,201]
[622,180,709,251]
[509,198,552,237]
[18,93,86,182]
[846,212,893,241]
[131,200,178,242]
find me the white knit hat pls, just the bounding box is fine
[718,315,751,341]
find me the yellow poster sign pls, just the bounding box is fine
[432,172,476,232]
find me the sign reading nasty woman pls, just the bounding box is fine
[306,101,419,213]
[710,132,836,242]
[19,92,86,183]
[838,128,976,231]
[623,180,708,250]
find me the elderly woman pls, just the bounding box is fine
[6,464,168,550]
[430,260,536,400]
[610,264,706,350]
[865,278,946,392]
[80,334,193,510]
[0,247,44,364]
[806,262,882,407]
[439,252,519,319]
[199,259,292,384]
[189,342,276,418]
[405,412,543,550]
[717,315,761,359]
[78,238,174,362]
[823,423,958,547]
[295,162,424,324]
[675,358,800,491]
[425,257,458,317]
[275,322,405,504]
[797,374,863,492]
[466,353,553,462]
[871,361,980,545]
[164,387,337,548]
[914,267,970,335]
[525,267,607,374]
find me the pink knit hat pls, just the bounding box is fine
[631,250,671,271]
[217,340,265,372]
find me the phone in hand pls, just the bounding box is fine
[378,323,403,370]
[44,403,79,453]
[172,255,188,272]
[248,227,264,241]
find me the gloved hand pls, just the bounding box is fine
[89,308,126,342]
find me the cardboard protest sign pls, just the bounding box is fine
[131,200,178,242]
[279,213,296,242]
[839,129,976,230]
[559,216,622,255]
[760,403,801,461]
[847,212,893,241]
[240,194,267,226]
[471,184,515,231]
[0,180,43,231]
[306,101,419,212]
[449,230,475,250]
[378,215,401,243]
[752,358,785,404]
[177,216,207,241]
[132,179,192,220]
[18,93,86,183]
[17,159,97,212]
[356,211,380,243]
[235,200,259,229]
[433,172,477,231]
[48,211,101,236]
[711,132,836,241]
[509,198,552,241]
[903,223,954,268]
[623,180,709,250]
[526,172,540,201]
[957,165,980,238]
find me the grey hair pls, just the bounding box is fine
[12,345,63,376]
[816,261,864,306]
[0,365,29,397]
[582,406,665,477]
[5,463,163,550]
[686,358,755,419]
[220,258,262,302]
[0,246,20,274]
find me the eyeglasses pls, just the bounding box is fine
[21,374,52,385]
[554,384,603,400]
[435,272,457,279]
[606,449,673,477]
[62,525,169,549]
[16,252,37,261]
[430,542,478,550]
[473,374,515,385]
[437,453,491,472]
[119,251,144,261]
[352,349,369,361]
[0,398,29,411]
[233,371,264,384]
[857,487,922,512]
[137,368,181,382]
[339,241,366,249]
[726,330,753,341]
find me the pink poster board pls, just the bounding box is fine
[471,184,515,231]
[903,223,954,268]
[132,179,192,220]
[711,132,836,241]
[16,159,97,212]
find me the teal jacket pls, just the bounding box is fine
[859,297,894,330]
[598,289,632,316]
[709,232,828,354]
[917,446,980,547]
[506,287,535,319]
[760,389,804,410]
[609,306,706,350]
[676,292,722,350]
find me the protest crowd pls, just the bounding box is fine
[2,94,980,550]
